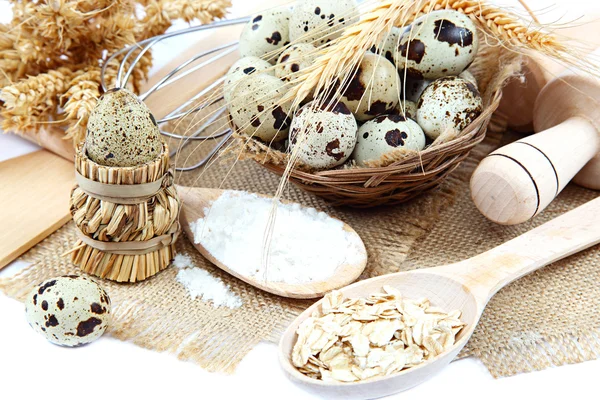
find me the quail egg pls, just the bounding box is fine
[395,10,479,80]
[289,101,357,170]
[340,53,401,121]
[369,27,401,64]
[239,9,291,63]
[229,74,292,142]
[24,275,111,347]
[85,88,162,167]
[353,114,425,166]
[275,43,318,82]
[289,0,359,45]
[223,57,274,104]
[417,76,483,140]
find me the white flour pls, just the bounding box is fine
[173,253,194,269]
[189,191,366,284]
[174,253,242,309]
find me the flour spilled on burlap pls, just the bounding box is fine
[174,253,242,309]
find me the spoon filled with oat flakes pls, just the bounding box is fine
[279,197,600,399]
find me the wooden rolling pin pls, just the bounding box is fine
[496,19,600,132]
[470,48,600,225]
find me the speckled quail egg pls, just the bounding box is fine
[275,43,318,82]
[340,53,400,121]
[223,57,274,104]
[353,114,425,166]
[289,101,357,170]
[369,27,401,64]
[85,88,162,167]
[229,74,292,142]
[25,275,111,347]
[417,76,483,140]
[395,10,479,80]
[289,0,359,45]
[239,9,291,63]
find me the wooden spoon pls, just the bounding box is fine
[177,186,368,299]
[279,196,600,399]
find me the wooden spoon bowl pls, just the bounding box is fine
[177,186,368,299]
[280,271,479,399]
[279,196,600,399]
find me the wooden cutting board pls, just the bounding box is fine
[0,150,74,270]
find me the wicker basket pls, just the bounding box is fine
[231,42,513,207]
[68,142,181,282]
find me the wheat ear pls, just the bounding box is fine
[287,0,597,105]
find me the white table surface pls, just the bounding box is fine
[1,1,599,399]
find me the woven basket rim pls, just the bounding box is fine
[75,140,169,179]
[244,91,500,181]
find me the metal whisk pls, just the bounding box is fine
[100,17,250,171]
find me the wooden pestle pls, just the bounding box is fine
[496,19,600,132]
[470,48,600,225]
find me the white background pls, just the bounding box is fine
[1,1,599,399]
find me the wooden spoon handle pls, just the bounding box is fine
[470,116,599,225]
[437,196,600,302]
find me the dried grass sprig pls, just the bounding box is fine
[62,68,102,143]
[0,67,73,113]
[139,0,232,38]
[0,0,231,144]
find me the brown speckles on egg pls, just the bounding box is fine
[289,100,357,170]
[289,0,359,45]
[396,10,478,79]
[240,9,290,62]
[224,57,273,103]
[76,317,103,337]
[340,53,400,121]
[250,116,261,127]
[416,76,482,140]
[85,88,162,167]
[433,19,474,47]
[266,31,282,45]
[353,114,425,166]
[272,106,291,130]
[325,139,345,161]
[45,315,59,327]
[365,100,394,116]
[399,38,426,63]
[41,300,48,311]
[38,280,57,295]
[90,303,106,314]
[229,74,291,142]
[275,43,317,87]
[343,66,366,101]
[384,129,408,147]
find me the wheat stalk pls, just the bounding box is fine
[139,0,231,38]
[286,0,597,106]
[0,67,73,113]
[62,68,102,143]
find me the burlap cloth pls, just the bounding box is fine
[1,124,599,377]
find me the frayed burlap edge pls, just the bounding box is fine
[458,328,600,378]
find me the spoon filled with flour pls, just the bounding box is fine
[177,187,368,298]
